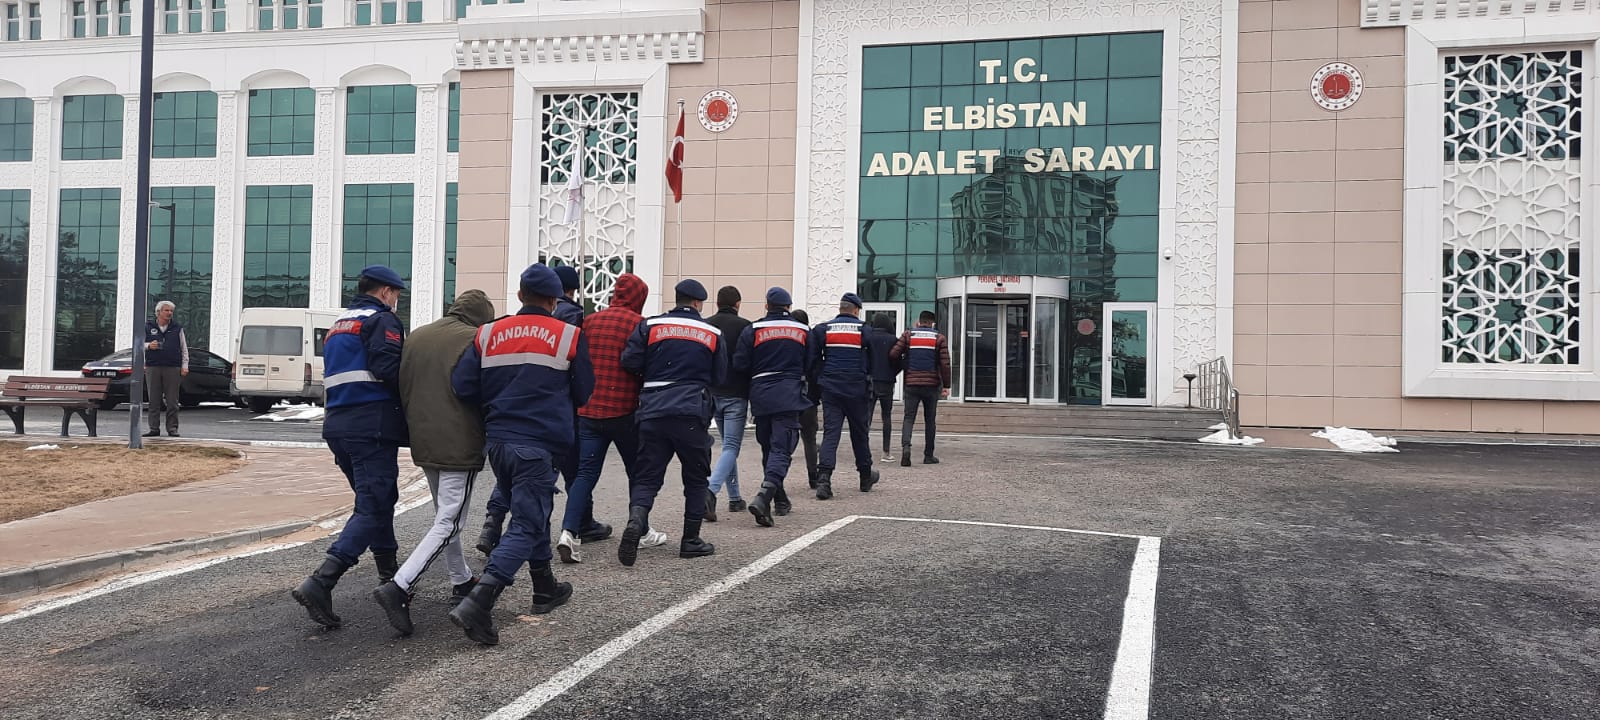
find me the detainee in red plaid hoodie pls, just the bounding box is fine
[557,273,668,562]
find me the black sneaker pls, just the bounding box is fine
[860,469,880,493]
[703,493,718,523]
[451,576,479,605]
[167,431,180,438]
[923,456,940,465]
[142,430,160,438]
[728,499,747,513]
[577,522,613,543]
[900,450,911,467]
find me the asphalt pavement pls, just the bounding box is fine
[0,435,1595,719]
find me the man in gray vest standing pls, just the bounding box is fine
[142,300,189,438]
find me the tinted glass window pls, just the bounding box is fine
[239,325,303,356]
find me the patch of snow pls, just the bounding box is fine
[1312,427,1399,453]
[1198,430,1263,446]
[25,444,60,451]
[252,405,325,422]
[1207,422,1228,431]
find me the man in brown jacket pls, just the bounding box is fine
[371,289,496,636]
[888,310,952,467]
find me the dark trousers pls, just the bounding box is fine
[483,442,559,586]
[800,405,819,482]
[326,437,400,566]
[145,365,182,433]
[872,381,895,454]
[632,416,712,522]
[563,415,639,532]
[755,411,801,493]
[902,385,941,457]
[487,424,580,522]
[820,391,874,474]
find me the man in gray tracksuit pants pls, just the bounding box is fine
[371,289,496,635]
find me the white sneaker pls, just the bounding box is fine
[640,528,670,547]
[557,530,582,564]
[881,454,896,463]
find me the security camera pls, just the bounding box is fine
[1162,247,1174,260]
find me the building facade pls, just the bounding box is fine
[3,0,1599,433]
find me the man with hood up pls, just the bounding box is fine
[371,289,496,636]
[557,273,670,563]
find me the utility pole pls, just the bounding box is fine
[127,0,155,449]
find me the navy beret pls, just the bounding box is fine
[766,286,792,306]
[840,292,864,309]
[675,279,708,302]
[554,265,581,291]
[360,264,407,291]
[519,263,564,298]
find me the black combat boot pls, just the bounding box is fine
[451,576,479,606]
[900,448,911,467]
[774,485,792,516]
[679,518,716,558]
[291,556,350,629]
[373,552,399,585]
[923,454,940,464]
[815,470,833,500]
[748,482,778,527]
[528,562,574,614]
[618,506,650,567]
[860,468,881,493]
[371,581,414,636]
[448,578,505,645]
[703,492,718,523]
[475,511,505,555]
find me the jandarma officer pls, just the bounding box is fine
[447,264,594,646]
[616,279,729,567]
[731,287,811,526]
[809,292,881,500]
[292,265,409,629]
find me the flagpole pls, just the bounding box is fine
[675,99,685,285]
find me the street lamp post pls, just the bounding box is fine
[127,0,156,450]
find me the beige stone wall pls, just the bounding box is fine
[664,0,800,318]
[456,69,515,315]
[1235,0,1600,433]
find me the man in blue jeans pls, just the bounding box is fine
[703,285,751,522]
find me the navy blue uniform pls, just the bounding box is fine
[452,307,594,586]
[621,307,729,521]
[485,294,598,532]
[810,315,875,475]
[733,312,812,494]
[321,295,408,567]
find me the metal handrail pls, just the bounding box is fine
[1195,357,1242,439]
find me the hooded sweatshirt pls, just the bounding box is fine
[399,289,496,470]
[579,273,649,420]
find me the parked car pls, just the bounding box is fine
[232,307,339,414]
[81,348,237,410]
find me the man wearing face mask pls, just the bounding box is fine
[292,265,410,629]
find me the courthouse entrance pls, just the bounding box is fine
[936,276,1070,403]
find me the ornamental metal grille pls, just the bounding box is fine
[537,92,638,311]
[1441,51,1584,365]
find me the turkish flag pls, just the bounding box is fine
[665,106,685,203]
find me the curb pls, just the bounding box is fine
[0,520,311,599]
[0,468,430,600]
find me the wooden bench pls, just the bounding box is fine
[0,376,112,437]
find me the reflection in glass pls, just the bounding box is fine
[1109,309,1149,400]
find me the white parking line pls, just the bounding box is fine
[482,516,862,720]
[482,515,1161,720]
[1104,536,1161,720]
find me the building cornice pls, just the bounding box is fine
[454,7,703,69]
[0,23,457,61]
[1362,0,1595,28]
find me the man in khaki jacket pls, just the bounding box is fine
[371,289,496,636]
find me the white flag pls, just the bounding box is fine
[562,130,584,226]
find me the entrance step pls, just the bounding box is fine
[935,403,1220,441]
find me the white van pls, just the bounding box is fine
[232,308,340,413]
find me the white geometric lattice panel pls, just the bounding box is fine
[1441,50,1584,365]
[537,93,638,309]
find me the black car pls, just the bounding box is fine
[81,348,238,410]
